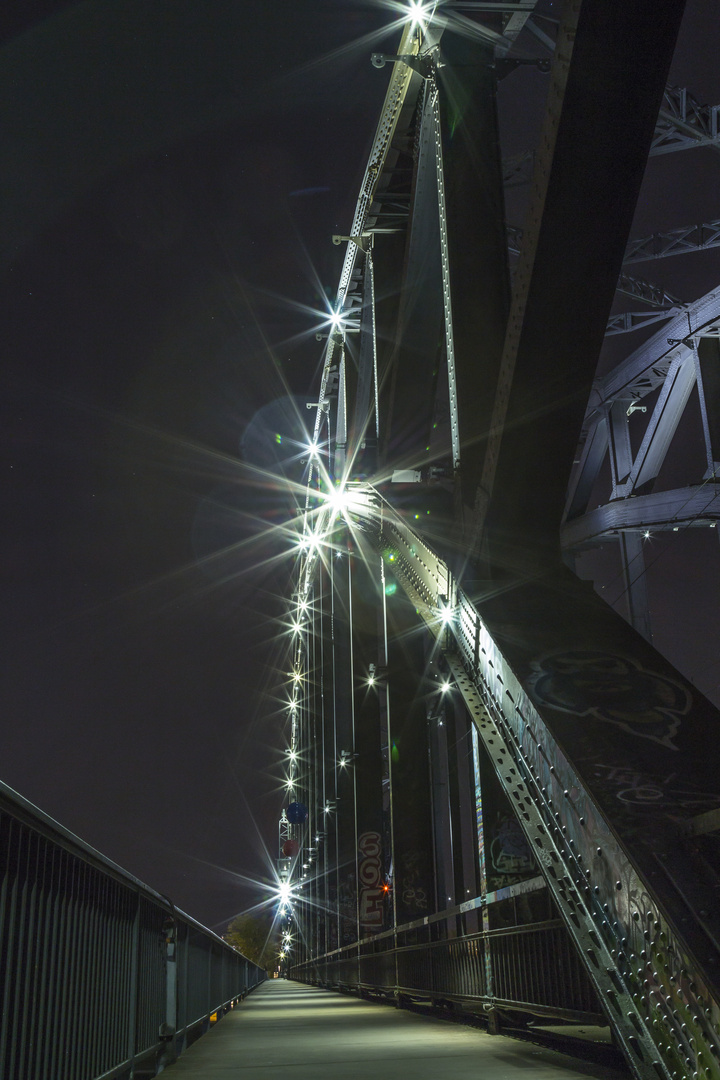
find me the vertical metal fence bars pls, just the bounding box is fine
[0,780,265,1080]
[289,879,603,1027]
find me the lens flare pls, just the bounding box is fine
[276,880,294,906]
[439,603,454,625]
[407,0,432,29]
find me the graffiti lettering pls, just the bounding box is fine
[592,763,719,808]
[358,831,384,928]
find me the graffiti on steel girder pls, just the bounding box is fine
[489,812,535,879]
[400,849,428,912]
[529,651,691,750]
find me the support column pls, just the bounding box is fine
[447,703,480,922]
[436,33,510,517]
[428,702,455,916]
[618,531,652,642]
[470,727,495,1026]
[351,538,386,937]
[350,252,379,478]
[382,85,444,468]
[696,337,720,479]
[385,580,435,925]
[332,539,358,949]
[609,401,633,495]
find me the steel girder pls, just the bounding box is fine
[510,219,720,271]
[615,274,684,311]
[365,495,720,1080]
[381,81,446,469]
[562,487,720,548]
[617,355,696,497]
[285,3,720,1077]
[564,292,720,524]
[476,0,688,571]
[508,225,687,328]
[565,297,720,553]
[606,307,684,337]
[564,416,609,523]
[351,253,379,461]
[588,288,720,417]
[435,30,510,504]
[624,219,720,265]
[308,22,423,454]
[503,85,720,187]
[654,85,720,156]
[563,296,720,652]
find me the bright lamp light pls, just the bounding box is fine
[276,881,294,905]
[325,485,352,515]
[439,603,454,625]
[407,0,429,27]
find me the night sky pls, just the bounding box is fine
[2,0,719,930]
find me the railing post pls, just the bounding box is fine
[158,914,178,1071]
[127,893,140,1078]
[205,942,213,1033]
[178,923,189,1055]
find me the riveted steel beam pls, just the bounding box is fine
[364,493,720,1080]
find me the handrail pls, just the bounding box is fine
[290,913,603,1026]
[0,779,265,1080]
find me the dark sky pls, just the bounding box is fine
[1,0,396,929]
[1,0,719,930]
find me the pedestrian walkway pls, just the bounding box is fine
[163,979,629,1079]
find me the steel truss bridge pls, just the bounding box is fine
[277,3,720,1080]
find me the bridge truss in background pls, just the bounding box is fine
[275,4,720,1080]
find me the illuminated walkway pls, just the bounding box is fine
[164,979,628,1079]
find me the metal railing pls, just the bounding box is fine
[289,880,602,1025]
[0,780,265,1080]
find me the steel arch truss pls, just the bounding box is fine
[564,290,720,636]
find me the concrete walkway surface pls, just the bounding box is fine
[163,979,629,1079]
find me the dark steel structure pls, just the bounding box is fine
[278,4,720,1080]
